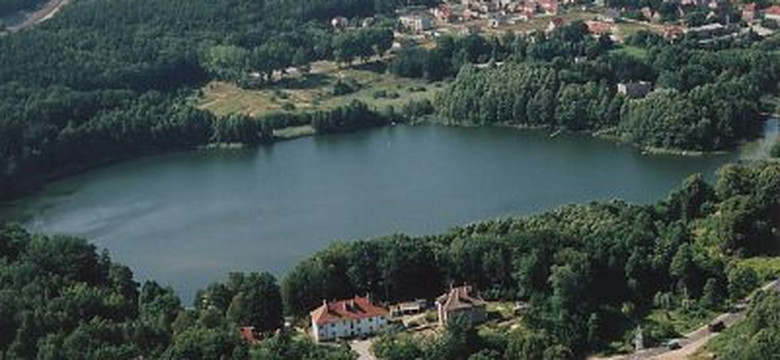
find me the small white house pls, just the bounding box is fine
[310,296,389,343]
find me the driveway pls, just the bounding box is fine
[350,339,376,360]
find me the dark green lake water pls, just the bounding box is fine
[2,124,764,302]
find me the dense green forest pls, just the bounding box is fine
[0,0,434,200]
[706,291,780,359]
[430,24,777,151]
[1,162,777,359]
[1,0,778,200]
[281,161,780,358]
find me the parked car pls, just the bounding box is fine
[708,321,725,332]
[665,339,681,350]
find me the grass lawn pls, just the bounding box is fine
[609,44,648,59]
[735,256,780,283]
[198,62,441,118]
[646,307,719,335]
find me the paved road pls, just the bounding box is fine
[592,278,780,360]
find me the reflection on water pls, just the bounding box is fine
[0,124,750,302]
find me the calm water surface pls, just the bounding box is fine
[0,124,756,302]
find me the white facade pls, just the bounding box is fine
[312,315,388,342]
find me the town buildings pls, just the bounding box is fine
[310,296,389,343]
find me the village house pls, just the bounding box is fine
[765,5,780,22]
[687,23,727,38]
[617,81,653,98]
[400,13,434,33]
[546,17,564,33]
[389,299,429,317]
[601,8,620,23]
[238,326,260,345]
[585,20,616,36]
[310,296,389,343]
[742,3,757,21]
[433,4,455,22]
[436,286,487,327]
[488,14,508,27]
[331,16,348,30]
[663,24,686,40]
[538,0,559,15]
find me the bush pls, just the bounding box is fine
[332,78,361,96]
[771,141,780,158]
[280,102,296,111]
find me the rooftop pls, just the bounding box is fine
[436,286,486,312]
[310,296,388,325]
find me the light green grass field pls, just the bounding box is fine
[198,63,441,118]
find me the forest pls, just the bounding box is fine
[1,161,777,359]
[0,0,439,200]
[429,23,777,151]
[1,0,779,200]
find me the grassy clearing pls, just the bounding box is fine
[609,44,648,59]
[646,307,719,336]
[736,256,780,282]
[198,62,441,118]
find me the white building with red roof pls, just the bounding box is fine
[765,5,780,21]
[310,296,389,343]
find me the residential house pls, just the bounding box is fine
[742,3,757,21]
[765,5,780,22]
[310,296,389,343]
[539,0,559,14]
[687,23,727,37]
[436,286,487,328]
[585,20,616,36]
[400,14,434,33]
[331,16,348,30]
[434,4,455,22]
[389,299,429,317]
[663,25,685,39]
[640,7,654,21]
[239,326,260,345]
[489,14,508,27]
[601,8,621,23]
[547,17,564,33]
[617,81,653,98]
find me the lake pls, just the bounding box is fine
[3,123,770,303]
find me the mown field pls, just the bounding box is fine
[198,61,441,118]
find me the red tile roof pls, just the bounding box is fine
[310,296,388,325]
[239,326,259,345]
[585,20,614,35]
[766,5,780,15]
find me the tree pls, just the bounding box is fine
[727,266,758,301]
